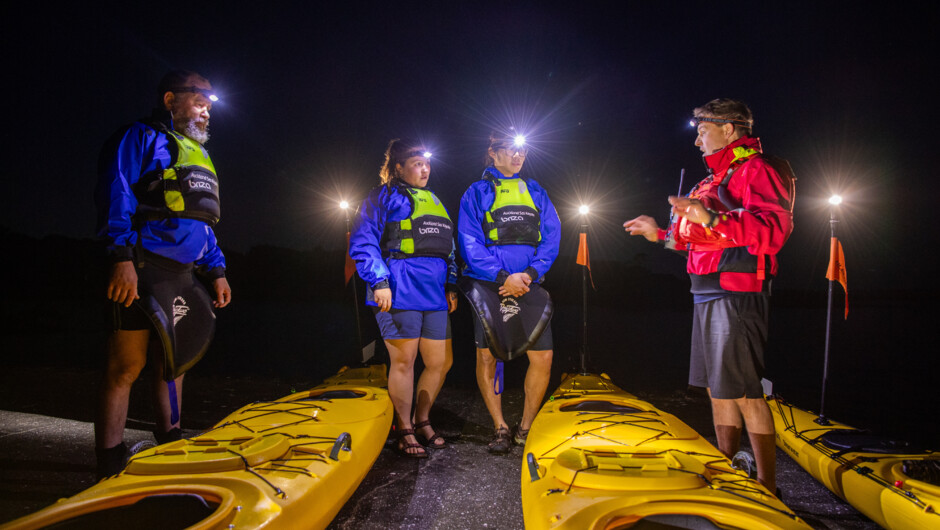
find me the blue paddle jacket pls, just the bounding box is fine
[458,167,561,284]
[95,113,226,278]
[349,182,457,311]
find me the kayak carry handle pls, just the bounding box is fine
[527,453,540,482]
[330,432,352,460]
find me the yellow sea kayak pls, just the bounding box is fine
[768,395,940,529]
[2,364,393,530]
[522,373,809,530]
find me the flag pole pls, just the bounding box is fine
[815,199,841,426]
[580,219,589,374]
[576,205,592,374]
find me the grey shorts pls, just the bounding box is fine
[689,293,769,399]
[373,308,451,340]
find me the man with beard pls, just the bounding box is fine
[624,99,794,494]
[94,70,232,480]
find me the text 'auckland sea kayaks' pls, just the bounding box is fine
[522,372,810,530]
[2,364,393,530]
[769,394,939,529]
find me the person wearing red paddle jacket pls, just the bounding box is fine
[624,98,795,494]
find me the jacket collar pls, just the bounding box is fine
[703,135,763,174]
[483,166,519,181]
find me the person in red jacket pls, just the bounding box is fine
[624,99,794,494]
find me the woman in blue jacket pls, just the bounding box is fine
[457,131,561,454]
[350,138,457,458]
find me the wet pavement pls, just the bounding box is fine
[0,367,880,529]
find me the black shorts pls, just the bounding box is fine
[688,293,769,399]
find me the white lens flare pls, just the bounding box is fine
[513,135,526,147]
[208,94,219,102]
[339,200,349,210]
[578,205,590,215]
[423,151,432,159]
[829,195,843,206]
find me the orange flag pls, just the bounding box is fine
[345,231,357,286]
[576,232,596,289]
[826,237,848,318]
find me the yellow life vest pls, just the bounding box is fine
[382,186,453,259]
[136,126,221,226]
[483,175,541,247]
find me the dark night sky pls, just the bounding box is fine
[3,2,936,291]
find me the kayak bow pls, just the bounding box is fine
[2,364,393,530]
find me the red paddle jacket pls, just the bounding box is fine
[659,136,795,294]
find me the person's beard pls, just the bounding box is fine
[181,117,210,145]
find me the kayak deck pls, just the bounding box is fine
[768,395,940,529]
[2,364,393,530]
[522,373,809,530]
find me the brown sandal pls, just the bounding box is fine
[488,426,512,455]
[397,428,428,459]
[414,420,446,448]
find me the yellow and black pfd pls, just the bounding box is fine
[134,125,221,226]
[482,174,541,247]
[382,185,454,259]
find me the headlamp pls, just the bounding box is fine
[404,149,432,160]
[493,135,528,156]
[689,116,751,128]
[172,86,219,102]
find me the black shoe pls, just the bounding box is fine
[95,442,128,481]
[731,450,757,479]
[153,427,182,445]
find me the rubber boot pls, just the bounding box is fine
[154,427,182,445]
[749,432,777,494]
[714,425,741,460]
[95,442,128,481]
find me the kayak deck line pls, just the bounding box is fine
[523,373,810,529]
[768,394,940,529]
[772,396,933,506]
[2,364,394,530]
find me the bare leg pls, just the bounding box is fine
[385,338,423,455]
[520,349,552,430]
[709,389,744,459]
[475,347,507,431]
[710,392,776,492]
[414,338,453,445]
[740,397,776,493]
[96,330,149,449]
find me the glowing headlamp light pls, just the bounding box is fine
[172,86,219,102]
[689,116,751,128]
[405,149,432,160]
[513,135,526,147]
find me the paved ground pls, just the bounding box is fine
[0,367,880,529]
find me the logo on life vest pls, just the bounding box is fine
[189,180,213,191]
[418,227,440,234]
[500,297,521,322]
[501,215,525,222]
[172,296,190,325]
